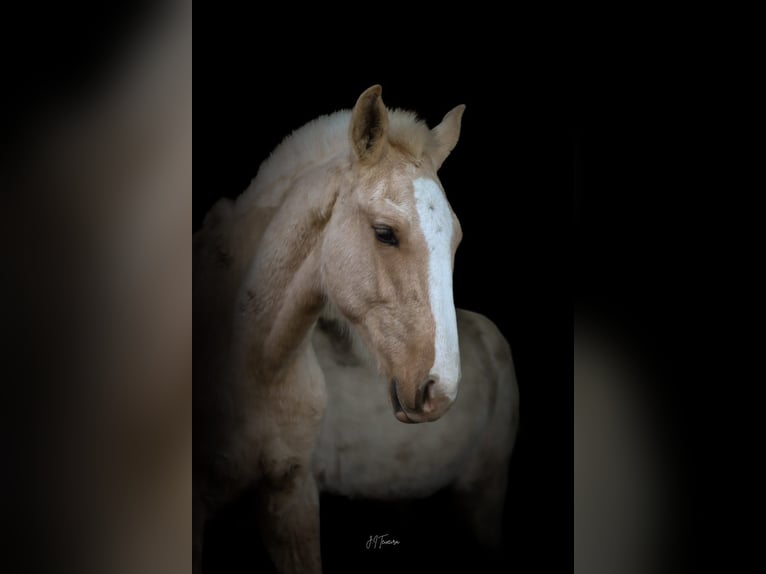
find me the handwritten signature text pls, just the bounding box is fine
[365,533,400,550]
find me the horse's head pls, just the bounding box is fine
[321,85,465,423]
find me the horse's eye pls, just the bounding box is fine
[373,226,398,246]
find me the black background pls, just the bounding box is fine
[0,3,731,571]
[196,33,573,574]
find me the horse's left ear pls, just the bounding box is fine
[429,105,466,170]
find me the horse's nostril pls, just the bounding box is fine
[390,378,416,423]
[418,378,437,413]
[389,378,402,411]
[423,380,434,411]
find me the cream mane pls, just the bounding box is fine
[235,108,432,211]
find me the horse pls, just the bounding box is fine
[193,85,466,573]
[312,306,519,550]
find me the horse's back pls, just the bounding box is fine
[456,309,519,443]
[453,309,519,489]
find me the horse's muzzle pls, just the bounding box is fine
[389,377,452,423]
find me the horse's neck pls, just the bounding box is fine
[233,165,341,380]
[317,302,377,370]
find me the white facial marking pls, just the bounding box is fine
[413,177,460,400]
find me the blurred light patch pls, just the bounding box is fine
[3,2,190,573]
[575,312,688,574]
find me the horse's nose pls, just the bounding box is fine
[390,375,455,423]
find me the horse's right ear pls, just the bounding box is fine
[428,104,466,170]
[350,85,389,163]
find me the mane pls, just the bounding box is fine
[235,108,432,211]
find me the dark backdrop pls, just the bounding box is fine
[196,35,573,573]
[2,3,714,571]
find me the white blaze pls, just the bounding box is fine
[413,177,460,400]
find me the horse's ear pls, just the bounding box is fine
[350,85,389,163]
[429,105,466,170]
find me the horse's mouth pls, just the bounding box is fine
[389,378,416,424]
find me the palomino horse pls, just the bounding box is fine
[313,307,519,549]
[194,86,465,573]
